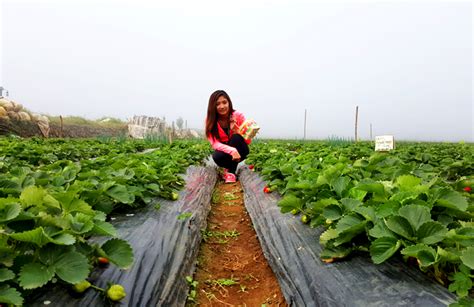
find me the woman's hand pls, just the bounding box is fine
[230,117,239,133]
[231,151,241,161]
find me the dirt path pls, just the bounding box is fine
[189,180,287,306]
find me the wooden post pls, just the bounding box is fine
[354,106,359,142]
[60,115,64,138]
[303,109,307,140]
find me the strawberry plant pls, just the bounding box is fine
[0,138,212,304]
[247,140,474,300]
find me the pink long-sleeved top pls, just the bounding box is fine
[207,110,251,155]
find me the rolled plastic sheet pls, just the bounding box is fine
[29,165,217,306]
[238,167,457,307]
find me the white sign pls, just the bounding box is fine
[375,135,395,151]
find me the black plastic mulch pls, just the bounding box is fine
[238,166,456,307]
[29,165,217,306]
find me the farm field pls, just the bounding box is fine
[0,137,472,305]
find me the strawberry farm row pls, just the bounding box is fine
[246,140,474,301]
[0,138,212,305]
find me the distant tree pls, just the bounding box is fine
[176,117,184,130]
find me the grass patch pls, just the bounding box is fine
[223,192,238,201]
[201,229,240,244]
[47,115,127,129]
[211,190,220,204]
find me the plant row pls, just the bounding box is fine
[247,141,474,301]
[0,138,211,305]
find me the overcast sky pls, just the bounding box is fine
[1,0,472,141]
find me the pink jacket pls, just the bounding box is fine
[207,110,251,155]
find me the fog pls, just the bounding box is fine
[1,0,472,141]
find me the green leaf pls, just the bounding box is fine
[401,244,437,267]
[278,194,304,213]
[146,183,161,192]
[436,191,468,212]
[375,201,400,218]
[448,270,472,297]
[460,247,474,270]
[353,206,376,222]
[340,198,362,211]
[332,176,351,197]
[444,228,474,247]
[370,237,401,264]
[398,205,431,231]
[0,201,21,222]
[10,227,75,247]
[417,221,448,245]
[54,191,94,215]
[0,285,24,305]
[69,213,94,234]
[50,233,76,245]
[390,191,419,205]
[0,179,21,191]
[91,221,117,236]
[449,296,474,306]
[101,238,134,269]
[65,199,95,215]
[53,251,90,284]
[177,212,193,220]
[10,227,51,247]
[0,268,15,282]
[106,185,135,204]
[385,216,415,240]
[19,263,55,289]
[356,179,386,196]
[396,175,421,191]
[0,246,16,267]
[348,188,367,202]
[42,194,61,210]
[322,205,342,221]
[401,244,429,258]
[333,214,367,246]
[320,245,352,261]
[51,176,65,187]
[336,214,366,233]
[20,186,46,208]
[437,247,460,263]
[368,221,396,239]
[320,228,338,245]
[417,250,438,267]
[62,166,78,182]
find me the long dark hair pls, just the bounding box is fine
[205,90,235,139]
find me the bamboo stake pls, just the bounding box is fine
[60,115,64,138]
[355,106,359,142]
[303,109,307,140]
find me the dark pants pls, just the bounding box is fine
[212,134,249,174]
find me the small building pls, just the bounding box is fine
[0,87,8,98]
[128,115,166,139]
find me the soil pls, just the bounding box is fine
[189,179,287,307]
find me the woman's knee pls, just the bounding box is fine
[212,150,227,162]
[229,134,245,144]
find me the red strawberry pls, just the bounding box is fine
[263,186,271,193]
[464,186,472,193]
[248,165,254,170]
[98,257,110,267]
